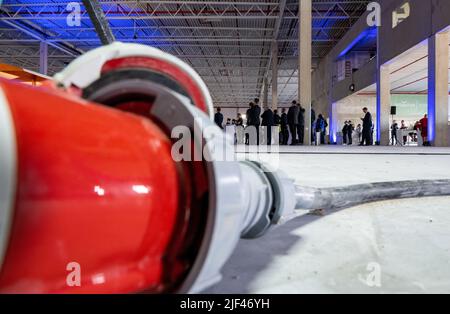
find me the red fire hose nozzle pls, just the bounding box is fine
[0,43,296,294]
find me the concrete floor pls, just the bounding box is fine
[205,146,450,294]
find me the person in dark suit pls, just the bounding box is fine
[280,108,289,145]
[342,121,349,145]
[360,107,373,146]
[252,101,262,127]
[252,99,262,145]
[297,104,305,145]
[274,109,281,126]
[214,107,224,129]
[246,102,253,126]
[347,121,354,145]
[274,109,281,144]
[261,107,275,145]
[391,120,399,146]
[287,101,300,145]
[236,113,244,127]
[315,114,328,145]
[311,107,316,144]
[245,102,254,145]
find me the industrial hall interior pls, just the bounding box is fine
[0,0,450,295]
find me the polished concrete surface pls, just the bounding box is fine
[205,146,450,293]
[236,145,450,155]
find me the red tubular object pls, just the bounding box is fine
[101,57,209,114]
[0,43,295,295]
[0,79,195,293]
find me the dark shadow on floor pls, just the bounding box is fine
[203,212,322,293]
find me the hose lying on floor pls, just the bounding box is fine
[295,180,450,210]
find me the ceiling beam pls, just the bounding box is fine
[0,7,83,57]
[260,0,287,100]
[82,0,115,45]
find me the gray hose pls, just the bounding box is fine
[295,180,450,210]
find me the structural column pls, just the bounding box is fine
[428,31,449,147]
[330,102,338,143]
[299,0,312,145]
[39,41,48,76]
[263,77,269,109]
[377,65,390,146]
[272,42,279,111]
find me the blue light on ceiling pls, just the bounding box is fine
[336,26,378,59]
[4,0,166,48]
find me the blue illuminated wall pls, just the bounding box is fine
[376,26,382,144]
[427,36,436,143]
[336,26,378,59]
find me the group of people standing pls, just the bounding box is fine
[390,120,409,146]
[343,109,430,147]
[244,98,281,145]
[285,100,328,145]
[341,121,356,145]
[216,104,433,148]
[214,98,328,146]
[259,99,328,146]
[390,114,429,146]
[341,107,374,146]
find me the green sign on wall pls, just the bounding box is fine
[391,95,427,117]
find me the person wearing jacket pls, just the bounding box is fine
[261,107,275,145]
[250,99,262,145]
[252,99,262,128]
[280,108,289,145]
[342,121,349,145]
[315,114,328,145]
[245,102,254,145]
[391,120,399,146]
[235,113,245,145]
[411,121,420,143]
[419,114,429,146]
[246,102,254,126]
[287,100,300,145]
[311,107,316,144]
[297,104,305,145]
[347,121,354,145]
[360,107,373,146]
[214,107,224,129]
[274,109,281,126]
[236,113,244,127]
[400,120,408,145]
[355,124,362,143]
[274,109,281,144]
